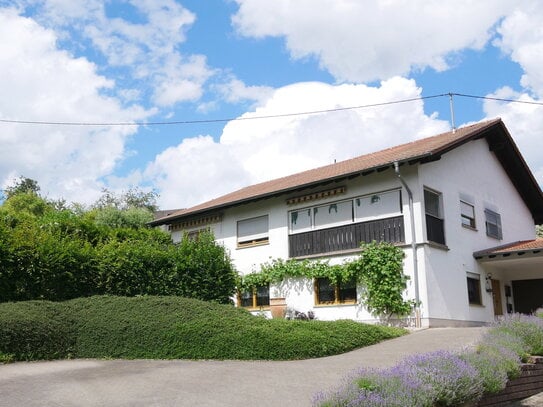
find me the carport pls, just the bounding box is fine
[474,239,543,315]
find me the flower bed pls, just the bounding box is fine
[314,313,543,407]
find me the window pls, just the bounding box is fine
[460,201,476,229]
[424,189,445,245]
[313,200,353,228]
[466,273,482,305]
[239,285,270,308]
[315,277,357,305]
[185,228,208,240]
[354,190,402,222]
[288,189,402,234]
[290,208,312,233]
[237,215,269,247]
[485,209,502,239]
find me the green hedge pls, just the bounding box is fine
[0,210,237,304]
[0,296,406,361]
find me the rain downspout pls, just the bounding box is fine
[394,161,421,328]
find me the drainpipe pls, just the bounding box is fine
[394,161,421,328]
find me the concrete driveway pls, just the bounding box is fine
[0,327,486,407]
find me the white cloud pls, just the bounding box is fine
[232,0,514,82]
[144,78,450,209]
[17,0,214,107]
[495,1,543,97]
[214,77,274,105]
[142,135,250,209]
[482,87,543,187]
[0,9,152,204]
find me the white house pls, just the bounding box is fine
[151,118,543,327]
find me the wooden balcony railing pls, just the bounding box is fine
[288,215,404,258]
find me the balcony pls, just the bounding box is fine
[289,215,405,258]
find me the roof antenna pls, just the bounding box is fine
[449,93,456,133]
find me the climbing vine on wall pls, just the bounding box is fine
[239,241,414,318]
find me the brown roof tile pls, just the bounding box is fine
[151,118,543,225]
[474,238,543,258]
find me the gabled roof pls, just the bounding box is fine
[151,118,543,226]
[474,238,543,259]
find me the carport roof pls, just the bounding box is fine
[474,238,543,260]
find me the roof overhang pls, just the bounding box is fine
[150,119,543,227]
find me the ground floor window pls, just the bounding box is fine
[239,285,270,308]
[466,273,482,305]
[315,277,357,305]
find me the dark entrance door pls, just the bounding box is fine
[512,279,543,314]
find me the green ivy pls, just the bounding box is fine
[240,242,413,319]
[349,242,413,319]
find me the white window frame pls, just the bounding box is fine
[460,200,476,229]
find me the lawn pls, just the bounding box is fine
[0,295,406,362]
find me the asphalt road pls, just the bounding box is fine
[0,327,487,407]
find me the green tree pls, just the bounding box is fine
[89,187,158,229]
[3,176,40,199]
[537,225,543,238]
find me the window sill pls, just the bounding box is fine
[468,303,485,308]
[314,301,357,308]
[485,235,502,241]
[425,241,450,251]
[462,224,477,232]
[243,306,271,311]
[237,240,269,249]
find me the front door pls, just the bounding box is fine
[491,279,503,316]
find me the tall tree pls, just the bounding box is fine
[3,176,40,199]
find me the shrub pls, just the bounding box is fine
[0,301,76,360]
[492,314,543,356]
[314,350,484,407]
[393,350,484,406]
[171,230,237,304]
[461,346,517,394]
[0,296,407,362]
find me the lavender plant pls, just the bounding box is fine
[493,314,543,356]
[315,315,543,407]
[393,350,484,406]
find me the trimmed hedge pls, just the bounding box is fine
[0,209,237,304]
[0,296,406,361]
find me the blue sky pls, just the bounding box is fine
[1,1,542,209]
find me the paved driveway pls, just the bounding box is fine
[0,327,486,407]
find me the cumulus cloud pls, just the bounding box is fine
[483,1,543,186]
[495,1,543,97]
[144,78,450,209]
[16,0,213,107]
[142,135,250,210]
[232,0,513,83]
[0,9,151,203]
[483,89,543,187]
[214,77,275,105]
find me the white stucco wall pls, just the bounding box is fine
[417,138,536,325]
[167,138,537,326]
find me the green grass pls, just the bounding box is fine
[0,296,406,361]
